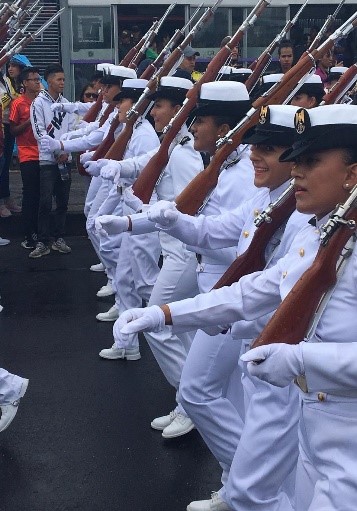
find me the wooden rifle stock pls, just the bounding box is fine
[102,2,225,163]
[0,0,30,27]
[119,20,157,67]
[128,21,160,70]
[91,113,120,161]
[252,208,357,348]
[175,20,357,217]
[321,64,357,105]
[213,190,296,289]
[129,0,271,203]
[245,52,272,93]
[140,29,184,80]
[82,93,104,123]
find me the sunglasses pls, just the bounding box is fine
[84,92,99,99]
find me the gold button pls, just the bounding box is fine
[299,248,305,257]
[282,271,287,278]
[243,231,249,238]
[318,392,325,402]
[254,209,260,217]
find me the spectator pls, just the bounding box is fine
[274,40,294,74]
[136,40,158,77]
[0,104,9,246]
[79,82,99,104]
[119,30,132,62]
[9,66,42,250]
[131,25,142,45]
[174,46,200,81]
[315,48,334,84]
[220,36,240,68]
[29,64,75,259]
[0,53,32,218]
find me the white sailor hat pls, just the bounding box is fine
[295,74,324,100]
[113,78,148,101]
[243,105,299,146]
[96,63,114,72]
[101,65,137,85]
[280,104,357,161]
[150,76,193,103]
[327,66,349,83]
[193,81,251,119]
[256,73,284,96]
[218,66,253,83]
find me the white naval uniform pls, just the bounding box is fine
[115,127,203,411]
[166,215,357,511]
[95,118,160,283]
[165,182,305,507]
[0,368,25,404]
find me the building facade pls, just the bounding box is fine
[61,0,357,99]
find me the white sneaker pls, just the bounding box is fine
[90,262,105,272]
[96,281,114,297]
[162,413,195,438]
[99,344,141,360]
[187,492,231,511]
[0,378,29,433]
[96,305,119,322]
[151,410,178,431]
[0,237,10,246]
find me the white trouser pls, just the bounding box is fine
[145,245,199,414]
[86,179,111,260]
[295,392,357,511]
[0,368,25,404]
[84,175,101,218]
[98,202,124,282]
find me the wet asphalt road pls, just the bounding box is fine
[0,236,220,511]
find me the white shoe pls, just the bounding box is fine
[96,305,119,322]
[0,378,29,433]
[99,344,141,360]
[96,282,114,297]
[0,237,10,246]
[151,410,177,431]
[90,262,105,272]
[187,492,231,511]
[162,414,195,438]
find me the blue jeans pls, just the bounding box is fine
[37,164,71,244]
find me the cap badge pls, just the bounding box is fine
[259,106,269,125]
[295,109,306,135]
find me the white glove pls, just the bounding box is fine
[80,151,94,165]
[95,215,129,236]
[51,102,77,114]
[147,200,179,227]
[123,186,143,212]
[83,121,100,135]
[113,306,166,344]
[240,343,305,388]
[83,160,101,176]
[60,131,77,142]
[86,216,96,232]
[101,162,120,181]
[40,135,61,153]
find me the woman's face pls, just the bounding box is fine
[250,144,293,190]
[8,62,22,79]
[292,148,357,219]
[191,115,224,155]
[150,99,179,133]
[118,97,134,123]
[82,86,98,103]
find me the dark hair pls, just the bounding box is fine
[278,40,294,56]
[212,115,240,130]
[79,82,97,102]
[91,71,104,82]
[20,66,40,83]
[44,63,64,81]
[342,147,357,165]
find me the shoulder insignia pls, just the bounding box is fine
[179,136,190,146]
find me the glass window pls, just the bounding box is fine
[72,7,112,52]
[189,7,229,58]
[246,7,286,59]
